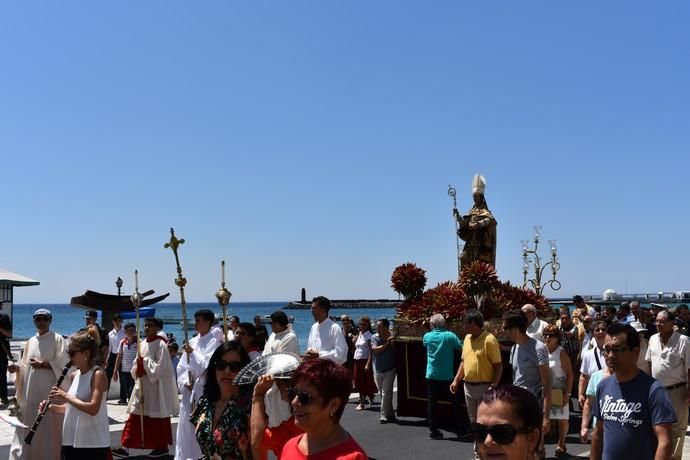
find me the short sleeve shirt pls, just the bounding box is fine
[423,329,462,381]
[580,345,605,377]
[371,333,396,373]
[593,371,676,460]
[462,331,501,383]
[645,331,690,386]
[510,338,549,396]
[586,369,606,427]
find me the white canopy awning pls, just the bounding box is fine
[0,268,40,287]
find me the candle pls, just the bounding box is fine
[135,269,139,291]
[221,260,225,285]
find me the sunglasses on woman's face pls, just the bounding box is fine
[214,359,243,372]
[67,349,83,357]
[287,387,317,405]
[471,422,530,445]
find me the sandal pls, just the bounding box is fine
[555,446,567,457]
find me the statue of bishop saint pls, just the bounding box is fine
[453,174,497,270]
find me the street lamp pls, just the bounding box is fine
[521,226,561,296]
[116,277,123,296]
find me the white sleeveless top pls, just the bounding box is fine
[548,346,566,381]
[62,366,110,448]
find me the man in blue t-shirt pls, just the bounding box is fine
[591,323,675,460]
[422,313,462,440]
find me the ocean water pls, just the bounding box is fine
[10,302,397,353]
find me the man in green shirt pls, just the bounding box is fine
[423,313,462,439]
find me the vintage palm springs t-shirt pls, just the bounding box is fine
[593,371,676,460]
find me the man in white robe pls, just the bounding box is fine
[175,309,221,460]
[120,317,179,456]
[9,308,69,460]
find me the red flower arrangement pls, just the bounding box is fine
[391,263,427,300]
[397,281,468,325]
[394,262,549,324]
[460,261,500,296]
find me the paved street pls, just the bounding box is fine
[1,392,688,459]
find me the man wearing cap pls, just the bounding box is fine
[645,310,690,460]
[82,310,109,365]
[9,308,69,460]
[631,321,650,373]
[107,313,126,403]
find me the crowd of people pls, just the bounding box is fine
[3,294,690,460]
[4,297,373,460]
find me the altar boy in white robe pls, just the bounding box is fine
[174,309,221,460]
[9,308,69,460]
[120,317,179,457]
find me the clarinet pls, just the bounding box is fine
[24,362,72,445]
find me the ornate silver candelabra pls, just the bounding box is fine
[521,226,561,296]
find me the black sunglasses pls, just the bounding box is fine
[214,359,243,372]
[471,422,530,445]
[33,316,50,322]
[68,349,83,357]
[287,387,317,405]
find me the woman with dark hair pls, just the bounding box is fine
[237,322,262,361]
[191,341,253,459]
[48,325,110,460]
[474,385,542,460]
[281,359,367,459]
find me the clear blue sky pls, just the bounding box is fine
[2,2,689,304]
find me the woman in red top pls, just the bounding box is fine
[280,359,367,460]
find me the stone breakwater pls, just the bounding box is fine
[284,300,400,310]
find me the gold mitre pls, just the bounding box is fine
[472,174,486,194]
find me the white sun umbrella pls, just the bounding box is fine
[233,352,302,385]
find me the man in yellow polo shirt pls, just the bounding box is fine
[450,310,502,456]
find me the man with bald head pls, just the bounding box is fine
[522,304,548,343]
